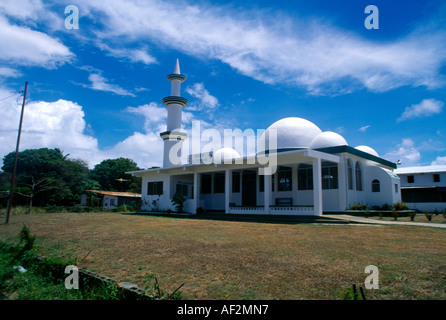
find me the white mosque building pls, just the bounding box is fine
[128,60,401,215]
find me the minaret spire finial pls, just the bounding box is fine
[174,58,180,74]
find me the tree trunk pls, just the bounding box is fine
[29,196,33,214]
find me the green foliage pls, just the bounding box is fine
[89,158,141,192]
[339,285,367,300]
[409,211,416,221]
[392,202,410,211]
[424,211,434,221]
[171,193,185,213]
[349,202,367,210]
[381,203,391,211]
[142,272,184,300]
[0,227,132,300]
[0,148,144,210]
[1,148,90,207]
[392,210,400,221]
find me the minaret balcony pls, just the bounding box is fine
[162,96,189,107]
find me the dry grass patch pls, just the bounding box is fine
[1,212,445,300]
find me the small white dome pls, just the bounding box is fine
[355,145,379,157]
[310,131,348,149]
[213,147,241,163]
[258,117,322,154]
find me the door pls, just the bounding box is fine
[242,170,257,206]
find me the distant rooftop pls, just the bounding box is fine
[87,190,141,198]
[394,165,446,175]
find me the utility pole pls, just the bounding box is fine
[5,82,28,224]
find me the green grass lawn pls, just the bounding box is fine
[1,211,445,300]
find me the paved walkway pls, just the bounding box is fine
[324,214,446,229]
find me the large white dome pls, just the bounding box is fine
[213,147,241,163]
[310,131,348,149]
[355,145,379,157]
[258,117,322,154]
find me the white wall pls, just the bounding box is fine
[364,166,401,207]
[398,172,446,187]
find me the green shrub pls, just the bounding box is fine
[392,210,400,221]
[424,211,433,221]
[409,211,416,221]
[392,202,409,211]
[349,203,367,210]
[117,205,128,212]
[381,203,391,211]
[171,193,185,213]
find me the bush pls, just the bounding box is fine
[392,210,400,221]
[381,203,391,211]
[409,211,416,221]
[349,203,367,210]
[392,202,409,211]
[424,211,433,221]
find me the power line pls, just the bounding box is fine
[0,91,22,102]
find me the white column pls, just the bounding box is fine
[264,172,271,214]
[225,169,231,214]
[338,161,346,211]
[312,157,322,216]
[193,172,199,214]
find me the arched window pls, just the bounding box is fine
[372,179,380,192]
[355,162,363,191]
[347,159,353,190]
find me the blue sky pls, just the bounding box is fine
[0,0,446,169]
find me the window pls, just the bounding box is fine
[109,198,115,207]
[148,181,163,195]
[372,179,380,192]
[433,174,440,183]
[278,166,292,191]
[395,183,398,193]
[201,174,212,194]
[322,162,338,190]
[176,182,189,197]
[214,173,225,193]
[355,162,363,191]
[347,159,353,190]
[298,164,313,190]
[232,172,240,193]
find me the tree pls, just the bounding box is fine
[1,148,90,207]
[90,158,141,192]
[16,176,59,214]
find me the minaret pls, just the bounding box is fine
[160,59,188,168]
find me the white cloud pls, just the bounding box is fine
[0,67,22,79]
[359,125,371,132]
[0,93,98,166]
[97,42,157,65]
[397,99,444,122]
[79,0,446,95]
[0,87,166,169]
[0,14,73,68]
[431,156,446,165]
[126,103,167,132]
[186,83,219,111]
[384,138,421,167]
[87,73,136,97]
